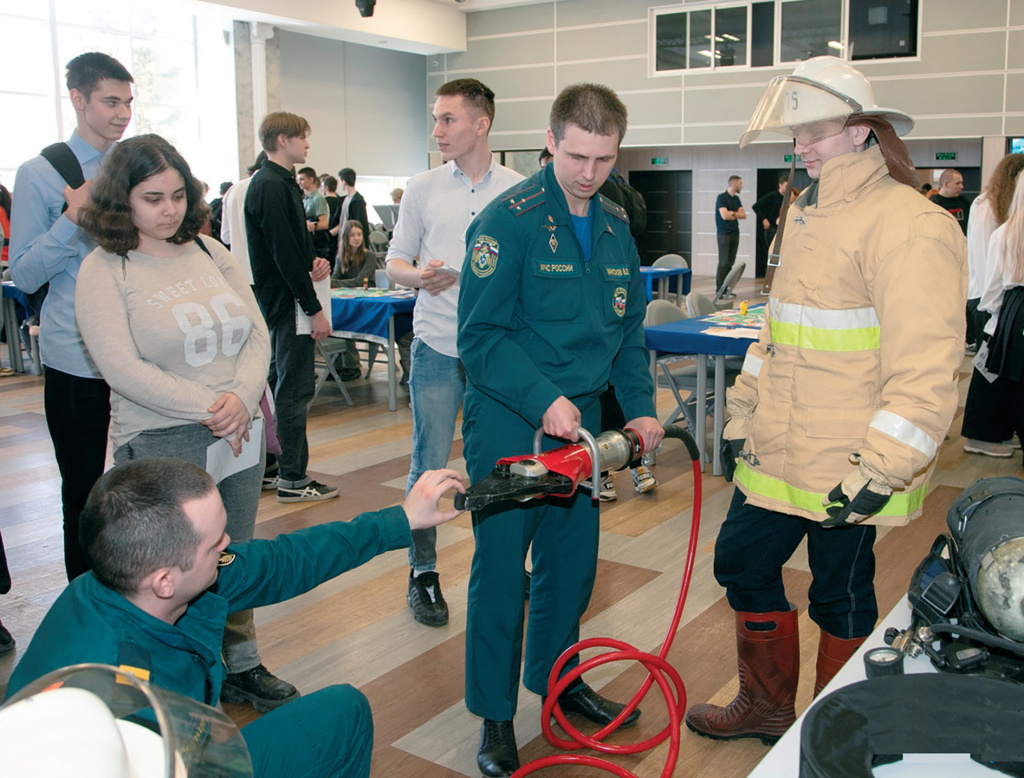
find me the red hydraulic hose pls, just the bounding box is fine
[513,427,703,777]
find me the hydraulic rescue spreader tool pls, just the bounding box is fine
[458,424,704,778]
[455,426,646,512]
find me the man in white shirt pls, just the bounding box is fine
[386,78,523,627]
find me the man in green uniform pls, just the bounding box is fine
[458,83,664,777]
[5,458,465,778]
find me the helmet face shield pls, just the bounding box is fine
[740,75,862,148]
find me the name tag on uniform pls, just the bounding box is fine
[535,261,580,277]
[602,265,630,279]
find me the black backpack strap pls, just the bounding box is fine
[40,142,86,190]
[193,235,213,258]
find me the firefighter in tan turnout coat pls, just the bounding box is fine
[685,57,967,746]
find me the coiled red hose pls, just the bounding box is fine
[513,426,703,777]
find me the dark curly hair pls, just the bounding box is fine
[80,134,210,256]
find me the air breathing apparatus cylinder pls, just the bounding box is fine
[947,477,1024,642]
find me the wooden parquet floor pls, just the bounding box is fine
[0,275,1019,777]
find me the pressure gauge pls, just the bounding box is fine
[864,646,904,678]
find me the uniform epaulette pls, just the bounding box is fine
[600,194,629,225]
[506,184,546,217]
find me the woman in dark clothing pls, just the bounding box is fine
[331,220,378,289]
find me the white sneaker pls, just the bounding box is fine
[964,439,1014,458]
[632,465,658,494]
[581,475,617,502]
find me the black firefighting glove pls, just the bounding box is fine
[821,469,892,528]
[720,436,745,483]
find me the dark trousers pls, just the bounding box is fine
[462,389,600,720]
[43,367,110,581]
[266,314,315,484]
[243,684,373,778]
[714,488,878,638]
[716,231,740,290]
[966,297,982,349]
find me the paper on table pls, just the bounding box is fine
[206,418,263,485]
[703,327,762,339]
[295,276,332,335]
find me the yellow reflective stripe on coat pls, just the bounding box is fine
[768,299,881,352]
[734,462,927,518]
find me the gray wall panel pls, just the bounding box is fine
[684,84,772,124]
[1013,0,1024,25]
[1006,116,1024,135]
[1009,29,1024,70]
[278,31,427,177]
[557,56,672,93]
[921,0,1009,33]
[491,131,550,149]
[624,90,682,126]
[1007,73,1024,111]
[467,2,554,36]
[621,126,684,147]
[481,66,556,101]
[684,124,746,145]
[446,32,553,71]
[911,116,1007,140]
[876,75,1005,117]
[492,98,551,133]
[556,21,646,61]
[556,0,649,26]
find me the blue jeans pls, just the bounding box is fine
[114,423,266,671]
[714,488,878,638]
[405,338,465,573]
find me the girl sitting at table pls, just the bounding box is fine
[330,219,380,380]
[331,220,378,289]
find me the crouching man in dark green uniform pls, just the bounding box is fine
[458,83,664,777]
[5,458,465,778]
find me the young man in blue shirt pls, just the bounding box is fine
[10,52,134,581]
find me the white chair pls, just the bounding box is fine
[311,338,355,407]
[652,253,689,269]
[368,231,390,259]
[686,292,717,318]
[713,261,746,308]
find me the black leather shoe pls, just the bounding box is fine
[222,664,300,712]
[557,683,641,728]
[0,620,14,656]
[477,719,519,777]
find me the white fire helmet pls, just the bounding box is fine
[740,56,913,148]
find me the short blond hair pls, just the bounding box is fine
[259,111,311,152]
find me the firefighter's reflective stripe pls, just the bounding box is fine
[769,299,880,352]
[742,353,763,377]
[734,461,928,519]
[869,410,938,459]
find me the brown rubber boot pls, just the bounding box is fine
[813,629,866,697]
[685,609,799,745]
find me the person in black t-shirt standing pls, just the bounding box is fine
[715,175,745,293]
[931,169,972,235]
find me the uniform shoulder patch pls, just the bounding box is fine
[506,183,546,217]
[470,235,500,278]
[218,552,236,567]
[600,194,629,224]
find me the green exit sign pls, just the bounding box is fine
[651,157,668,165]
[784,154,794,163]
[935,151,957,161]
